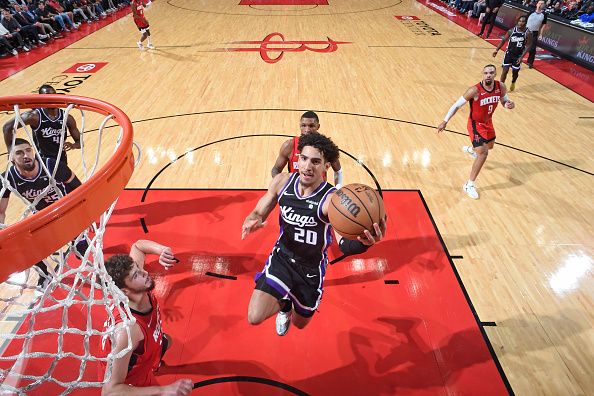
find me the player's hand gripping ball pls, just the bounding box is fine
[328,184,385,239]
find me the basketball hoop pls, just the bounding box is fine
[0,94,134,282]
[0,94,137,394]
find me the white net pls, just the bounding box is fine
[0,97,140,395]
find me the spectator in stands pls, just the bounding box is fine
[0,13,29,51]
[1,8,45,47]
[62,0,92,24]
[46,0,78,27]
[472,0,487,17]
[478,0,504,37]
[0,33,18,56]
[13,4,61,39]
[562,1,581,19]
[526,0,548,68]
[36,2,76,32]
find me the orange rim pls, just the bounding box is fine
[0,95,134,283]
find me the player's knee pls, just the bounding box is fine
[292,314,312,329]
[293,320,309,329]
[247,309,265,326]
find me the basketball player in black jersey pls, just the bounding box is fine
[242,133,387,336]
[0,138,83,287]
[2,85,81,164]
[492,15,531,92]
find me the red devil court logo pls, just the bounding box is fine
[217,32,351,64]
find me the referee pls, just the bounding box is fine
[526,0,548,68]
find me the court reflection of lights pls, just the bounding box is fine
[214,257,229,273]
[185,149,194,165]
[421,148,431,168]
[347,258,387,274]
[167,149,177,162]
[382,153,392,167]
[214,151,222,165]
[191,255,209,273]
[549,252,593,295]
[401,149,431,168]
[147,147,157,164]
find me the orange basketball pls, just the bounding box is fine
[328,183,385,239]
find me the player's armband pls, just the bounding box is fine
[339,238,369,256]
[65,176,82,193]
[334,169,343,189]
[444,96,468,122]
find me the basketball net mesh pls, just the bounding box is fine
[0,102,139,394]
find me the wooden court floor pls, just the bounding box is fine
[0,1,593,395]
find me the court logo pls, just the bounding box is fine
[394,16,441,36]
[217,32,351,64]
[31,62,109,95]
[62,62,108,74]
[395,15,420,20]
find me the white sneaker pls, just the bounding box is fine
[275,309,292,336]
[146,43,154,49]
[462,145,477,159]
[463,181,479,199]
[137,41,144,50]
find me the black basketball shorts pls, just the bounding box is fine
[503,51,522,70]
[254,247,327,318]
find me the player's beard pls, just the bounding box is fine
[21,160,35,172]
[145,278,155,292]
[130,277,155,293]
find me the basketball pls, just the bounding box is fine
[328,183,385,239]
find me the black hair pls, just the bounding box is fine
[484,64,497,71]
[38,84,56,94]
[300,111,319,123]
[297,132,339,164]
[105,254,134,289]
[13,138,31,147]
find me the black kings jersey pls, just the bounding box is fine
[2,157,70,211]
[32,108,68,162]
[506,26,529,56]
[277,173,335,268]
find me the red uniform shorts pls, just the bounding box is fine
[467,118,496,147]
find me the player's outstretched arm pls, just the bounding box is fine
[242,173,289,239]
[130,240,177,270]
[493,29,512,57]
[101,324,193,396]
[271,139,292,177]
[437,86,477,133]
